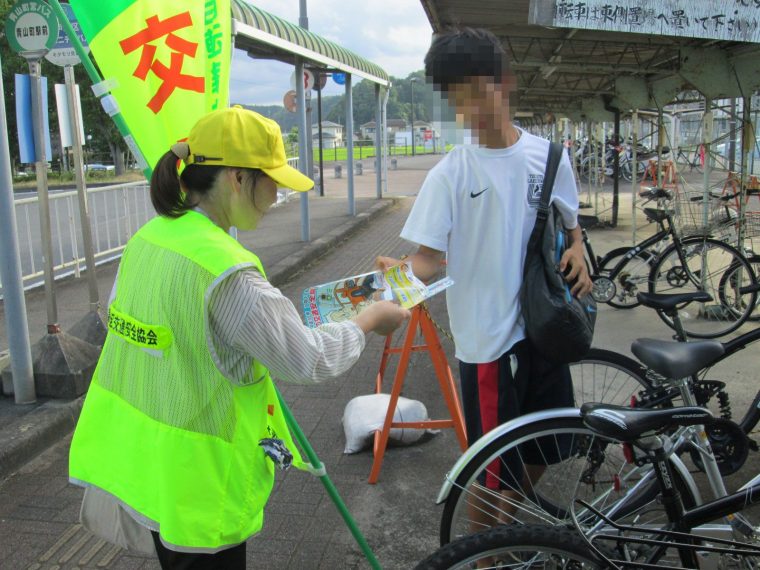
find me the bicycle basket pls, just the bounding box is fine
[674,187,737,239]
[743,212,760,238]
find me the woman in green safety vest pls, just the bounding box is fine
[68,106,410,569]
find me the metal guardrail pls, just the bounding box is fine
[1,157,303,295]
[5,180,153,293]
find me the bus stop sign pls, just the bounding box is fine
[5,0,59,57]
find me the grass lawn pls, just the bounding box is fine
[308,145,443,162]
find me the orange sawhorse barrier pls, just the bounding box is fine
[368,305,468,484]
[641,159,679,191]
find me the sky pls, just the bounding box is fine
[229,0,433,106]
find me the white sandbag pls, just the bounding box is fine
[342,393,432,454]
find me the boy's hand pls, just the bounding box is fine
[559,246,593,298]
[375,256,402,272]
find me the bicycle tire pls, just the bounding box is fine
[569,348,650,406]
[648,237,758,338]
[438,415,698,545]
[597,247,656,309]
[419,524,608,569]
[718,256,760,323]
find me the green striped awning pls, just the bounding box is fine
[231,1,390,87]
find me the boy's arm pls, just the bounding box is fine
[376,245,445,284]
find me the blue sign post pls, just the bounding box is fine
[15,73,52,163]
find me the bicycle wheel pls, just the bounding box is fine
[569,348,650,406]
[418,524,608,569]
[718,255,760,323]
[438,414,698,545]
[648,237,758,338]
[597,247,656,309]
[580,157,603,185]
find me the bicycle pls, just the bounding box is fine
[434,299,760,545]
[417,402,760,569]
[582,188,758,338]
[674,144,704,174]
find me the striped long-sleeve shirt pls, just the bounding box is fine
[81,250,367,553]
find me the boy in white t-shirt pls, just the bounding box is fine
[377,27,593,529]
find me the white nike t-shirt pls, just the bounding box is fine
[400,130,579,363]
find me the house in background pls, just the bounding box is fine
[312,120,344,146]
[360,118,408,139]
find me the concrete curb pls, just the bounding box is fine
[0,397,83,481]
[0,197,397,482]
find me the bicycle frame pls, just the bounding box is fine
[605,228,670,281]
[582,444,760,569]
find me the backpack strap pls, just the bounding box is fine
[525,142,564,264]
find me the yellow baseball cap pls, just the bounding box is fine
[181,106,313,192]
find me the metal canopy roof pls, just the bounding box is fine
[419,0,760,122]
[231,0,390,86]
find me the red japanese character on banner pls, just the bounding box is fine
[119,13,205,114]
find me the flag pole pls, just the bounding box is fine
[48,0,151,178]
[276,390,382,570]
[49,2,382,565]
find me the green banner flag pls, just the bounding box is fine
[68,0,231,170]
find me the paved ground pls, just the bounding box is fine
[0,154,758,569]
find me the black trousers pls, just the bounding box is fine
[151,532,246,570]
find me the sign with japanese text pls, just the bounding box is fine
[5,0,60,56]
[46,2,90,67]
[529,0,760,43]
[68,0,231,169]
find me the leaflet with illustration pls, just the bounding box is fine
[301,263,454,327]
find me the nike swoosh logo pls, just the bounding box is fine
[470,188,488,198]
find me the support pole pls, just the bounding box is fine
[657,109,665,188]
[316,70,324,197]
[703,98,713,232]
[345,73,355,216]
[29,59,59,333]
[306,89,314,192]
[739,96,751,246]
[631,110,638,243]
[611,107,620,227]
[295,58,310,241]
[374,84,382,199]
[382,87,389,195]
[64,66,99,313]
[0,53,35,404]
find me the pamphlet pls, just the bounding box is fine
[301,262,454,327]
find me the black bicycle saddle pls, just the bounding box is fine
[631,338,724,380]
[636,291,713,312]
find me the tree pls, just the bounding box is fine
[323,71,434,130]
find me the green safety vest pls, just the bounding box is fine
[69,210,303,552]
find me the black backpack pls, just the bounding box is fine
[520,143,596,364]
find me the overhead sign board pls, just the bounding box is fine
[529,0,760,44]
[45,3,90,67]
[5,0,59,56]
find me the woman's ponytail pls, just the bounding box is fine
[150,149,185,218]
[150,147,225,218]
